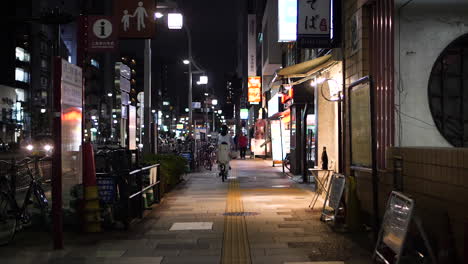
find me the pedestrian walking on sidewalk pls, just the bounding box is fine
[238,133,248,159]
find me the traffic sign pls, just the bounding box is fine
[114,0,156,39]
[87,16,118,52]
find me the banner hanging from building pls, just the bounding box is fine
[247,15,257,76]
[248,76,261,104]
[114,0,156,38]
[297,0,336,48]
[278,0,297,42]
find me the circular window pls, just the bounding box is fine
[428,34,468,147]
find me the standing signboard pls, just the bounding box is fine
[349,81,372,168]
[88,16,118,52]
[373,192,414,264]
[297,0,336,48]
[320,173,345,221]
[114,0,156,38]
[248,76,261,104]
[52,58,83,249]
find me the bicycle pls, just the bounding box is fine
[0,157,50,245]
[217,142,230,182]
[201,144,215,171]
[219,163,227,182]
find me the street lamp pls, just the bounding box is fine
[199,75,208,85]
[183,59,190,65]
[168,13,183,29]
[154,12,164,19]
[212,99,218,105]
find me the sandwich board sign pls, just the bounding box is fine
[321,173,345,222]
[373,192,414,264]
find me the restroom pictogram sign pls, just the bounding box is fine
[88,16,118,52]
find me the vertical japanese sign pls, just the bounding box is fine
[60,59,83,196]
[278,0,297,42]
[52,58,83,249]
[88,16,118,51]
[247,15,257,76]
[297,0,332,48]
[248,76,261,104]
[129,105,137,150]
[114,0,156,38]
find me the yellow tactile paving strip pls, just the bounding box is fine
[221,177,252,264]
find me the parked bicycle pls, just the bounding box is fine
[0,157,50,245]
[200,143,215,171]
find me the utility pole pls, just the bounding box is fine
[143,39,152,154]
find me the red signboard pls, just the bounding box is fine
[88,16,118,51]
[114,0,156,39]
[248,76,261,104]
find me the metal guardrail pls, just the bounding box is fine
[96,163,161,229]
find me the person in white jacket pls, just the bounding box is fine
[217,125,232,176]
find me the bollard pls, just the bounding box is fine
[82,142,101,232]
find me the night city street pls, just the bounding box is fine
[1,0,468,263]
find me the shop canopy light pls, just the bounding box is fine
[168,13,183,29]
[310,77,326,87]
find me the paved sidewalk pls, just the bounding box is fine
[0,159,372,264]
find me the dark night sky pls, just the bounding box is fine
[152,0,240,112]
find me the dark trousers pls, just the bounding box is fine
[240,147,247,159]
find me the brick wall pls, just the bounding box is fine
[387,147,468,262]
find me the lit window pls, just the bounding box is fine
[15,68,30,83]
[91,59,100,68]
[15,47,30,62]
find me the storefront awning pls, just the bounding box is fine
[277,54,333,78]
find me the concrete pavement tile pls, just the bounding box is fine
[284,261,345,264]
[121,247,158,257]
[95,249,126,258]
[110,257,164,264]
[250,248,266,256]
[250,242,289,249]
[161,256,220,264]
[169,222,213,231]
[155,242,210,250]
[178,249,221,256]
[153,249,181,256]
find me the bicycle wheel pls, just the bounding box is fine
[220,165,225,182]
[33,185,50,227]
[0,192,17,246]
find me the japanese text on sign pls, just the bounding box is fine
[248,76,261,104]
[298,0,331,35]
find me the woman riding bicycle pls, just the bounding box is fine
[217,125,232,177]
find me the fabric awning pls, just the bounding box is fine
[277,54,333,78]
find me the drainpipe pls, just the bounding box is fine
[302,104,308,182]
